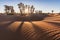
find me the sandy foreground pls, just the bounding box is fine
[0,15,60,40]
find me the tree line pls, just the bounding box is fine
[4,3,35,15]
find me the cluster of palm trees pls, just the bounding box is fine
[4,3,35,15]
[18,3,35,15]
[4,3,55,15]
[5,5,14,15]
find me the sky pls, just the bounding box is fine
[0,0,60,13]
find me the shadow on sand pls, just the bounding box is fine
[0,20,25,40]
[0,20,60,40]
[30,22,60,40]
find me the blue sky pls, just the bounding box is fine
[0,0,60,13]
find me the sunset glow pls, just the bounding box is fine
[0,0,60,13]
[25,9,29,13]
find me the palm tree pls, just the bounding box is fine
[5,5,15,15]
[4,5,10,14]
[28,5,30,14]
[39,11,42,14]
[10,6,14,15]
[52,10,54,14]
[5,7,7,14]
[18,3,24,15]
[22,4,25,14]
[31,5,35,14]
[33,8,35,13]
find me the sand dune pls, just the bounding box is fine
[0,15,60,40]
